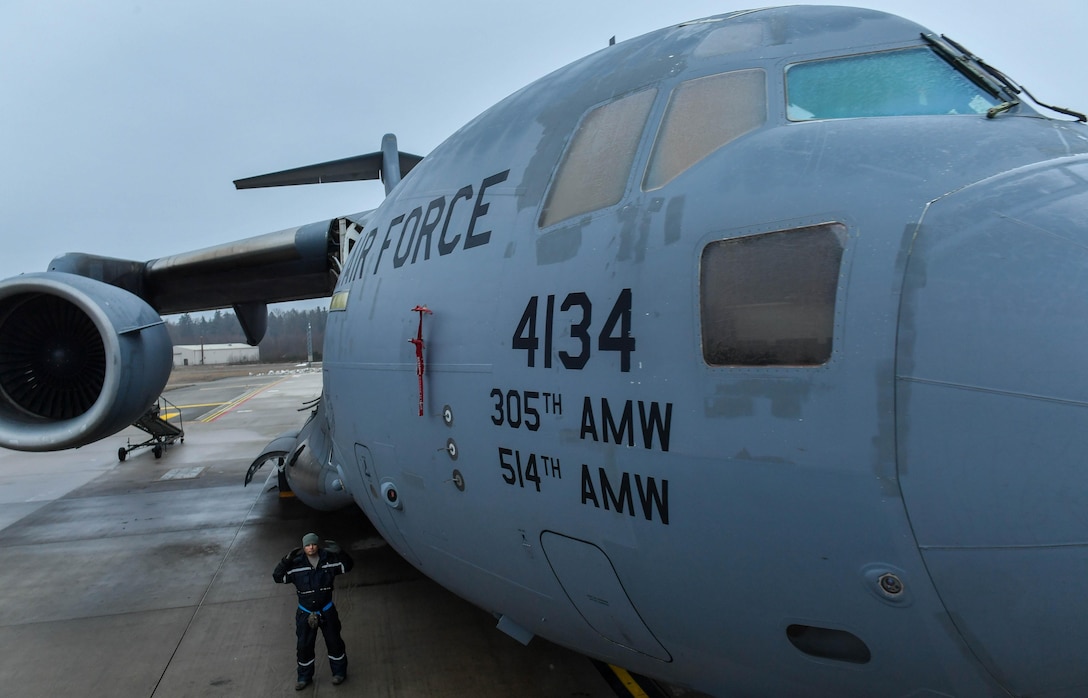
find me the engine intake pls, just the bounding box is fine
[0,272,172,451]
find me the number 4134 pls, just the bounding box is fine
[512,289,635,372]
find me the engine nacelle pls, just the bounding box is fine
[0,272,172,451]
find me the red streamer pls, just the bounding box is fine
[409,306,432,416]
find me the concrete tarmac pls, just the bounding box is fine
[0,367,628,697]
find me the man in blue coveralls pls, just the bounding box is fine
[273,533,355,690]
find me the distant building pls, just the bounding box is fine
[173,343,259,367]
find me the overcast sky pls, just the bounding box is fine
[2,1,1085,288]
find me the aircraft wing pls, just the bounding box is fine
[0,218,350,452]
[0,135,417,452]
[49,220,343,321]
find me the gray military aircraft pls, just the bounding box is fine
[1,5,1086,696]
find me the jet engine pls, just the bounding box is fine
[0,272,172,451]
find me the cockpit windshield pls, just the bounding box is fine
[786,47,1002,121]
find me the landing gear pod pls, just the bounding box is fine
[0,272,173,451]
[278,401,353,511]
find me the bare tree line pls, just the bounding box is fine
[166,307,327,362]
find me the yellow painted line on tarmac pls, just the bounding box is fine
[199,378,289,423]
[608,665,651,698]
[160,403,226,421]
[153,402,223,417]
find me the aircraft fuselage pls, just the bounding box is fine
[3,6,1087,697]
[321,7,1088,697]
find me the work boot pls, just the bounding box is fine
[331,675,346,685]
[295,679,310,691]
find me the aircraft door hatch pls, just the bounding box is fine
[353,443,421,566]
[540,532,671,662]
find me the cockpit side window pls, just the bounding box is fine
[539,88,657,228]
[786,47,1001,121]
[701,223,846,366]
[644,69,766,191]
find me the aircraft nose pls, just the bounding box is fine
[895,159,1088,697]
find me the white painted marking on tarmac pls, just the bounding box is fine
[160,467,206,480]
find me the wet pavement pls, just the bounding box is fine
[0,368,623,697]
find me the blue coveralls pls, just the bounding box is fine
[273,546,355,682]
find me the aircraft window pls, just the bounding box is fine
[786,47,1001,120]
[693,23,765,57]
[701,223,845,366]
[644,70,766,191]
[539,88,657,228]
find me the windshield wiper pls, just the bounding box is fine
[922,33,1085,122]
